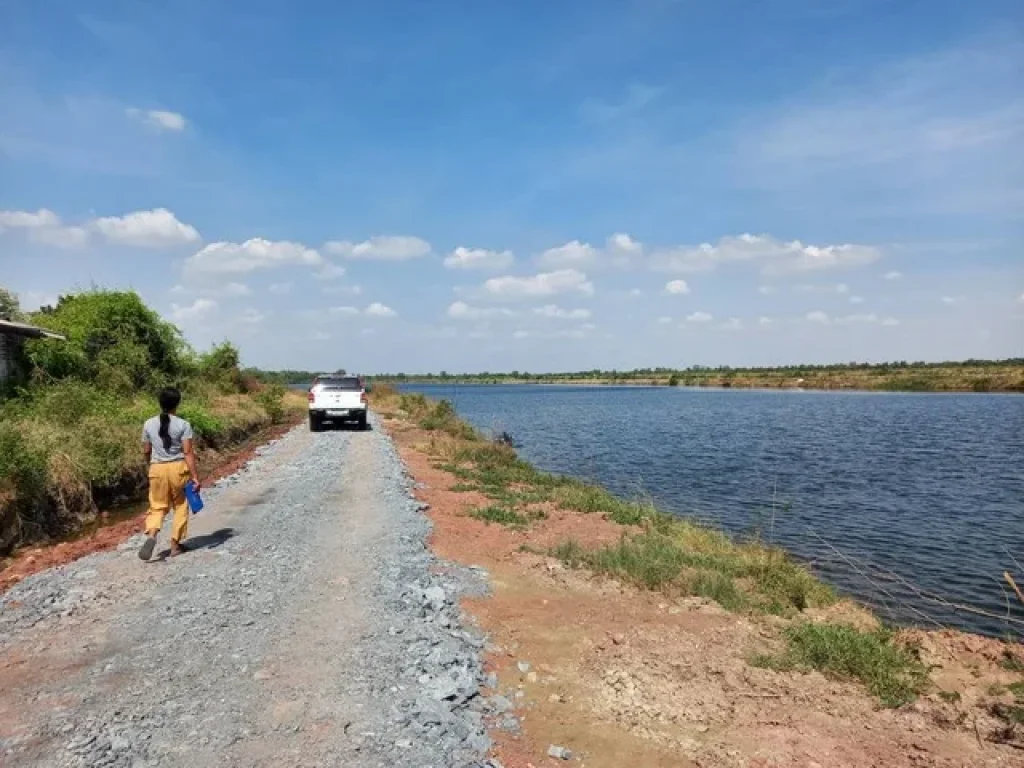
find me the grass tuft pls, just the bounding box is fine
[469,505,529,529]
[751,622,929,708]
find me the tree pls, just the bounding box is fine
[0,286,22,321]
[23,290,190,391]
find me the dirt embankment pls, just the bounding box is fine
[0,415,302,592]
[381,414,1024,768]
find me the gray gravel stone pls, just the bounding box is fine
[0,416,493,767]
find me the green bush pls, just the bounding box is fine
[25,290,189,387]
[255,383,286,423]
[199,342,245,393]
[177,403,225,441]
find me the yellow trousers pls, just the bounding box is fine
[145,460,191,542]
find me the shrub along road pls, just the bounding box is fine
[0,418,499,768]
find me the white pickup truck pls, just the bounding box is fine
[308,374,368,431]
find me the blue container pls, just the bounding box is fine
[184,480,204,514]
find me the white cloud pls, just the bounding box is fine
[685,311,713,324]
[835,313,879,325]
[884,271,903,281]
[313,331,331,341]
[800,312,901,327]
[721,317,743,331]
[238,308,264,324]
[170,298,217,324]
[757,285,775,295]
[322,284,362,296]
[33,225,90,248]
[537,233,642,269]
[447,301,516,320]
[220,282,250,297]
[607,232,643,258]
[1018,292,1024,303]
[941,296,960,305]
[849,295,865,304]
[758,316,775,328]
[185,238,322,274]
[628,288,643,297]
[127,108,187,132]
[483,269,594,300]
[537,240,599,268]
[365,302,397,318]
[91,208,200,247]
[444,246,514,270]
[651,233,881,275]
[664,279,690,295]
[657,316,673,324]
[0,208,87,248]
[0,208,60,229]
[329,306,360,316]
[324,235,431,261]
[269,282,292,295]
[0,207,199,249]
[795,282,851,295]
[532,305,591,320]
[513,329,530,339]
[314,263,347,281]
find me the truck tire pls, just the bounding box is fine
[309,413,321,432]
[357,412,368,431]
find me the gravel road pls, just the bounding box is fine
[0,417,502,767]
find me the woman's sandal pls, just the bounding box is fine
[138,536,157,561]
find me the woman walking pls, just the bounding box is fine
[139,387,201,560]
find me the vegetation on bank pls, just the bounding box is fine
[0,287,303,553]
[375,359,1024,393]
[751,622,929,707]
[372,385,935,706]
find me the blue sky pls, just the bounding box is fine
[1,0,1021,373]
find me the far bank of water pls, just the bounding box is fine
[403,383,1024,638]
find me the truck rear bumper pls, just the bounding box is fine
[310,408,367,421]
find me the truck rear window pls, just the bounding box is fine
[318,377,362,390]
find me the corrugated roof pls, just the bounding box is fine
[0,319,67,341]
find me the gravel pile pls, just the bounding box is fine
[0,417,509,767]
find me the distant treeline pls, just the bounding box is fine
[362,359,1024,393]
[376,358,1024,380]
[245,360,1024,392]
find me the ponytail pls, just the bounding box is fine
[157,387,182,452]
[158,413,172,452]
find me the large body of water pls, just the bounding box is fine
[404,384,1024,637]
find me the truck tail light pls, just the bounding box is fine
[308,390,315,403]
[360,391,368,404]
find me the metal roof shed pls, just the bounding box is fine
[0,319,66,386]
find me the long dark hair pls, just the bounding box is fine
[157,387,182,452]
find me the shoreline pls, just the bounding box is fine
[388,376,1024,394]
[374,387,1024,765]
